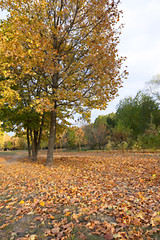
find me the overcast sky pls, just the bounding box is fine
[1,0,160,124]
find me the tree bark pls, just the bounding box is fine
[46,70,58,166]
[30,114,45,161]
[46,110,56,165]
[78,143,81,152]
[32,130,38,161]
[27,127,31,157]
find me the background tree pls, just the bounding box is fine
[83,124,96,150]
[0,0,127,165]
[83,114,116,150]
[55,123,68,151]
[112,120,131,151]
[94,113,116,149]
[74,127,85,151]
[94,113,117,129]
[146,74,160,102]
[0,131,11,150]
[136,121,160,151]
[66,127,77,149]
[0,124,5,150]
[93,124,110,150]
[116,92,160,139]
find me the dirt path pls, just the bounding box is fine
[7,154,27,163]
[0,152,28,165]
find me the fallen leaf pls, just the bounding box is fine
[104,232,113,240]
[28,235,37,240]
[65,211,72,216]
[51,227,60,235]
[39,201,45,207]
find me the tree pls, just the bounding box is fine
[83,123,96,150]
[74,127,85,151]
[94,113,116,129]
[0,0,127,165]
[116,92,160,139]
[2,132,12,149]
[0,126,8,150]
[93,115,116,150]
[146,74,160,102]
[55,123,68,151]
[112,120,131,151]
[66,127,77,149]
[0,74,46,160]
[93,124,110,150]
[83,113,115,150]
[0,123,4,149]
[13,136,27,150]
[136,120,160,151]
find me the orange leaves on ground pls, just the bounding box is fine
[0,152,159,239]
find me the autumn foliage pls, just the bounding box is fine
[0,152,159,239]
[0,0,127,164]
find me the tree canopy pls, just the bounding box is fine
[116,91,160,138]
[0,0,127,164]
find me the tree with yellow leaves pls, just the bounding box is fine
[74,127,85,151]
[0,0,127,165]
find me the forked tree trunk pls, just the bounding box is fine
[30,114,45,161]
[46,110,56,165]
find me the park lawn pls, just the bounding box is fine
[0,152,159,240]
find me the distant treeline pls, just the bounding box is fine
[1,91,160,152]
[54,91,160,152]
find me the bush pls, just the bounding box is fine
[117,141,128,152]
[105,140,114,151]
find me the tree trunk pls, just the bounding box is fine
[27,127,31,157]
[60,141,62,152]
[30,114,45,161]
[46,70,58,166]
[78,143,81,152]
[32,130,38,161]
[46,110,56,165]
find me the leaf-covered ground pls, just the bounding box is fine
[0,152,159,240]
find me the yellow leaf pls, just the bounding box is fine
[19,200,25,204]
[153,215,160,223]
[39,201,45,207]
[28,49,32,55]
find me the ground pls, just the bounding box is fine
[0,151,159,240]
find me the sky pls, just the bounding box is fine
[0,0,160,124]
